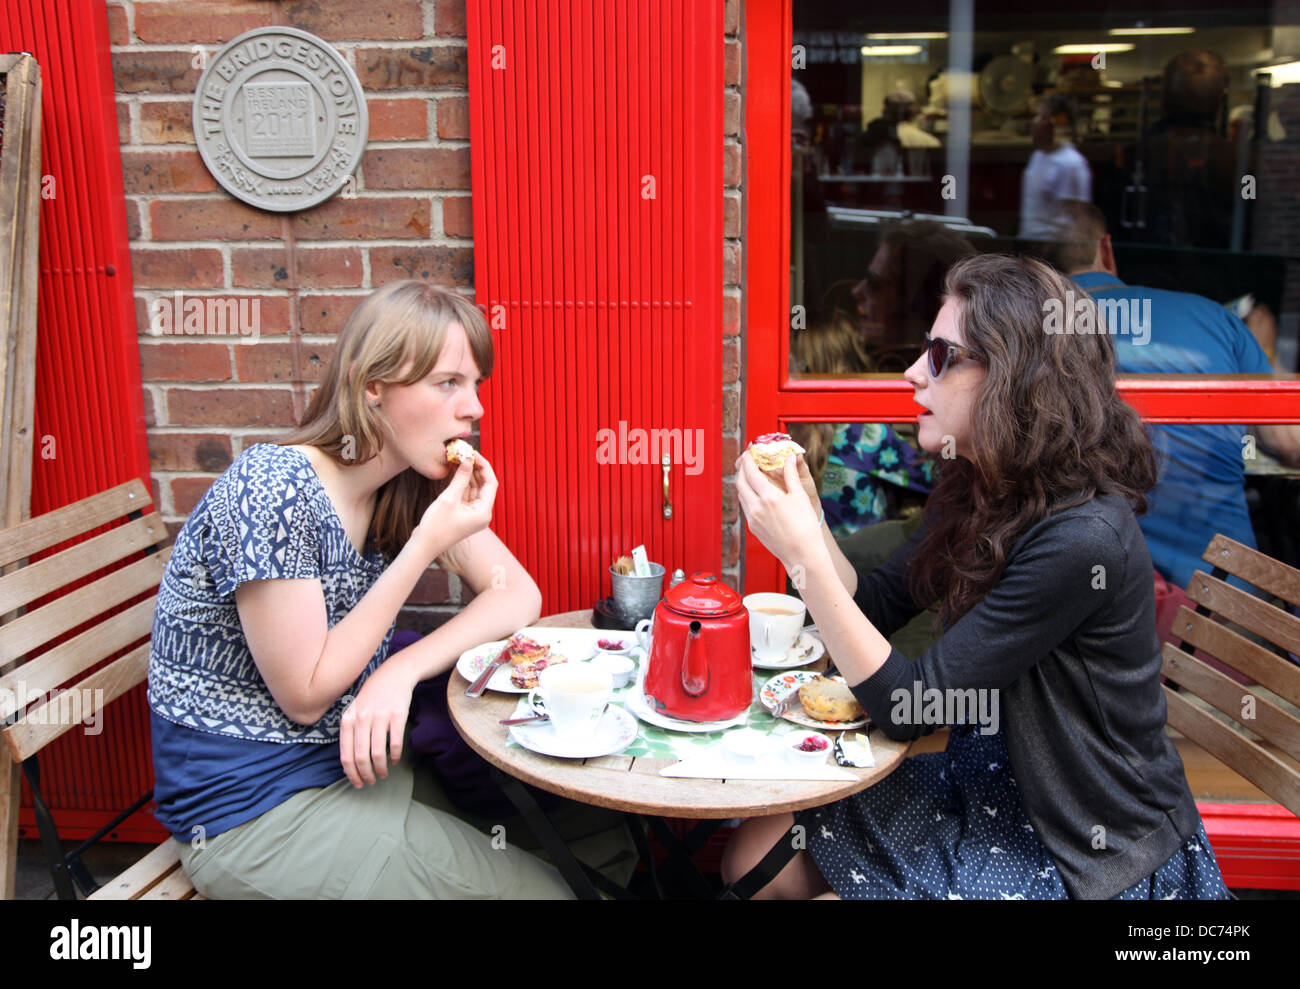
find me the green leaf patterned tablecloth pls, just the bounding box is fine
[505,666,806,760]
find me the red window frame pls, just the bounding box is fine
[742,0,1300,593]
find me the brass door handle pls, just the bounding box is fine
[662,455,673,520]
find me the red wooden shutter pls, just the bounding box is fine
[2,0,150,510]
[3,0,158,840]
[467,2,724,609]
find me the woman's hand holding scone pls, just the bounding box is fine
[735,452,823,571]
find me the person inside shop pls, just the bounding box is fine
[725,253,1229,900]
[147,280,629,899]
[1143,50,1236,250]
[860,89,940,176]
[1018,93,1091,241]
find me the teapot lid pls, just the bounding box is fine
[664,572,743,617]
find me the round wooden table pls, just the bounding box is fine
[447,609,912,820]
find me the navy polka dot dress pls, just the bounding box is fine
[805,724,1229,900]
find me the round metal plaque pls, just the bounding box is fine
[193,26,369,212]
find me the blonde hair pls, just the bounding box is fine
[282,281,494,558]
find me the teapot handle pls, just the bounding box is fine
[635,618,653,654]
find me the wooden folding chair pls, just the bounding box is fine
[1162,535,1300,888]
[0,479,198,899]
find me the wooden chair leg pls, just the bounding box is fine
[0,752,20,900]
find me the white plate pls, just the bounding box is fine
[759,671,870,731]
[456,639,523,693]
[751,630,825,670]
[508,703,639,759]
[623,685,751,733]
[456,628,606,694]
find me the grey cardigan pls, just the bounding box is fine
[847,493,1201,899]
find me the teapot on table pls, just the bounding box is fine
[636,572,752,722]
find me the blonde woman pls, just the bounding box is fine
[147,281,573,899]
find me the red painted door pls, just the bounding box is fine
[466,2,724,609]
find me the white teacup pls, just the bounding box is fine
[742,592,806,660]
[528,663,613,740]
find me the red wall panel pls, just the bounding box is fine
[2,0,158,841]
[467,1,723,611]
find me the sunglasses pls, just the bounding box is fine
[924,334,982,380]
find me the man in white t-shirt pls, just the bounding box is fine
[1019,95,1091,239]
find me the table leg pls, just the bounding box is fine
[639,815,722,899]
[487,766,637,900]
[626,815,666,900]
[718,808,811,900]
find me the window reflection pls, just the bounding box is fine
[788,419,931,538]
[791,6,1300,376]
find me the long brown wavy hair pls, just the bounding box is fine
[281,280,494,559]
[907,254,1157,626]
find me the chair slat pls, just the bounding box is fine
[139,866,197,900]
[0,480,151,569]
[1173,607,1300,708]
[1161,643,1300,764]
[0,549,169,666]
[1163,687,1300,817]
[0,595,157,700]
[87,841,181,901]
[1187,570,1300,656]
[1204,534,1300,609]
[0,512,167,616]
[3,644,149,763]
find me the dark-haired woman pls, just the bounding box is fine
[725,254,1228,900]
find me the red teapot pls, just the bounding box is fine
[637,572,752,722]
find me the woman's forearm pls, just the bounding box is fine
[380,579,543,684]
[822,522,858,595]
[300,532,444,717]
[796,550,892,689]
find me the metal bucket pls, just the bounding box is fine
[609,563,665,624]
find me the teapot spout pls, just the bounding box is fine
[681,620,709,697]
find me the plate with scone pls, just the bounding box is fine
[760,671,870,730]
[456,632,572,693]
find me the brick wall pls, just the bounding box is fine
[114,0,472,632]
[113,0,744,627]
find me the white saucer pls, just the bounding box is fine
[751,630,825,670]
[507,704,639,759]
[624,685,751,733]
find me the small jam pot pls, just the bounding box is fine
[786,731,831,765]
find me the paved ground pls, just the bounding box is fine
[14,839,156,900]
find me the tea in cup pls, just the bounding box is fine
[528,663,614,739]
[742,592,807,660]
